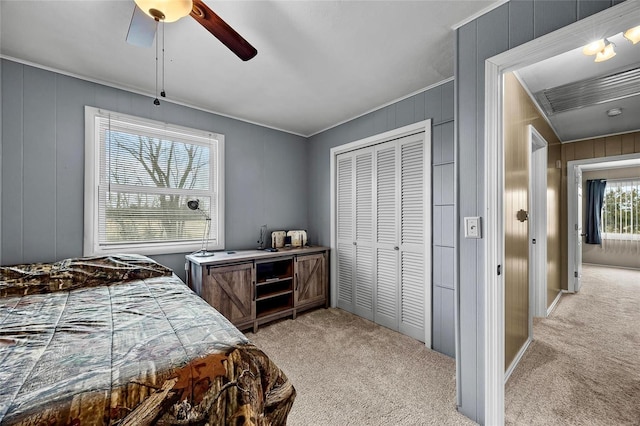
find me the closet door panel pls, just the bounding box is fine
[376,145,397,246]
[400,139,425,250]
[376,248,398,330]
[355,246,374,319]
[399,137,426,339]
[375,143,398,329]
[354,150,374,320]
[336,154,354,311]
[337,242,354,310]
[400,251,425,340]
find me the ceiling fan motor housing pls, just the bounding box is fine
[134,0,193,23]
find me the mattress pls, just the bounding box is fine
[0,254,295,425]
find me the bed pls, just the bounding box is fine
[0,254,295,425]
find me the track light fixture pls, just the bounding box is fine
[582,24,639,63]
[624,25,640,44]
[594,39,616,63]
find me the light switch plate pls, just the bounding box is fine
[464,216,482,239]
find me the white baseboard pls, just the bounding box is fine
[504,337,532,383]
[582,262,640,271]
[547,291,563,316]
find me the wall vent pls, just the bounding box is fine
[534,66,640,116]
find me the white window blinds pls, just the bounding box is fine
[84,107,224,256]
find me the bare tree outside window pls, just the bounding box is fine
[104,130,212,243]
[602,182,640,236]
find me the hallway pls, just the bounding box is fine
[505,264,640,425]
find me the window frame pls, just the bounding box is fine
[601,178,640,242]
[84,106,225,256]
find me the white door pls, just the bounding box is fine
[336,154,355,311]
[529,126,548,318]
[354,149,374,321]
[336,149,375,320]
[398,136,427,341]
[373,134,427,340]
[574,166,583,292]
[374,141,399,330]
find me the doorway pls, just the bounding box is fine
[482,1,640,423]
[567,153,640,292]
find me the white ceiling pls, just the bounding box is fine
[517,29,640,143]
[0,0,498,137]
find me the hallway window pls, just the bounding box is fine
[602,179,640,240]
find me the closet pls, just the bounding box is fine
[336,131,430,343]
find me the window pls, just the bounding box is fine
[602,179,640,241]
[84,107,224,256]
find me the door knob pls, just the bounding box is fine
[394,246,399,251]
[516,209,528,222]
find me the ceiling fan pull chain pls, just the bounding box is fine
[161,20,166,98]
[153,23,160,106]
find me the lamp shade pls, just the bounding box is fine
[594,40,616,63]
[134,0,193,22]
[582,39,605,56]
[187,199,200,210]
[624,26,640,44]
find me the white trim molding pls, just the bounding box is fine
[504,337,532,383]
[529,125,549,319]
[547,290,564,316]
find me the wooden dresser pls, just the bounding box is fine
[186,246,329,332]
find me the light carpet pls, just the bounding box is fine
[505,264,640,425]
[247,308,474,425]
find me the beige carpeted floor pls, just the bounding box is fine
[247,308,474,425]
[248,264,640,425]
[505,264,640,425]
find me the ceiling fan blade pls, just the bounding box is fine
[190,0,257,61]
[126,5,158,48]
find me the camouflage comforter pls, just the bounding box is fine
[0,255,295,425]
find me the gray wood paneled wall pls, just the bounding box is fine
[307,80,456,357]
[455,0,617,422]
[0,60,308,280]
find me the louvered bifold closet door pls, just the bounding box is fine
[398,135,426,341]
[335,130,429,344]
[336,154,355,312]
[374,141,399,331]
[354,149,374,321]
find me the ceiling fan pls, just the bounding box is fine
[126,0,257,61]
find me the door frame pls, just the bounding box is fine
[567,162,583,293]
[529,125,548,318]
[329,119,432,346]
[482,2,640,424]
[566,152,640,292]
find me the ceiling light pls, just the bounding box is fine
[607,108,623,117]
[582,39,605,56]
[594,39,616,62]
[134,0,193,23]
[624,26,640,44]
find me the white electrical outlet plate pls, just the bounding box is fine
[464,216,481,239]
